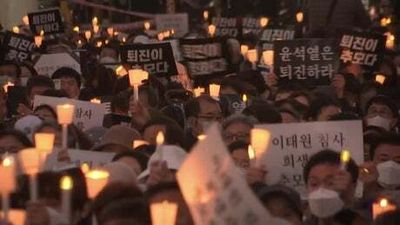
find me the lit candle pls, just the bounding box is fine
[340,150,351,170]
[0,156,16,224]
[386,33,395,50]
[250,128,271,165]
[203,10,209,21]
[242,94,248,107]
[8,210,25,225]
[150,201,178,225]
[144,21,151,31]
[156,131,165,161]
[240,45,249,57]
[107,27,114,37]
[90,98,101,104]
[128,69,149,102]
[22,15,29,26]
[209,84,220,100]
[157,33,165,41]
[122,37,126,43]
[296,12,304,23]
[3,81,14,93]
[262,50,274,66]
[247,49,258,69]
[34,133,55,165]
[93,25,100,34]
[197,134,207,141]
[193,87,205,97]
[34,35,43,48]
[57,104,75,150]
[85,170,109,199]
[115,65,127,77]
[77,40,83,48]
[80,163,90,174]
[259,17,269,28]
[96,41,103,48]
[380,17,391,27]
[73,26,80,33]
[133,140,149,149]
[248,145,256,167]
[18,148,40,201]
[208,24,216,37]
[92,17,98,27]
[12,26,19,34]
[375,74,386,85]
[85,30,92,41]
[60,176,73,224]
[372,198,396,220]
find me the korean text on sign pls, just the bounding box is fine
[28,9,64,34]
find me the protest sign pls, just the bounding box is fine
[273,39,340,86]
[212,17,240,38]
[28,8,64,35]
[33,95,106,131]
[259,27,296,51]
[177,124,290,225]
[155,13,189,38]
[241,17,264,36]
[180,38,233,84]
[44,149,115,170]
[256,120,364,196]
[120,42,178,77]
[338,30,386,69]
[0,31,34,62]
[33,52,81,76]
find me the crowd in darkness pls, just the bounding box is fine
[1,0,400,225]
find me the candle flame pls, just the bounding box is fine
[259,17,269,28]
[12,26,19,34]
[60,175,73,190]
[92,17,98,26]
[86,170,109,180]
[380,198,389,207]
[2,157,12,167]
[340,150,351,163]
[208,24,216,37]
[248,145,256,160]
[156,131,165,146]
[90,98,101,104]
[73,26,80,33]
[85,30,92,41]
[197,134,206,140]
[242,94,248,103]
[375,74,386,85]
[203,10,209,20]
[107,27,114,37]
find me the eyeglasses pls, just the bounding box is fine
[197,114,223,122]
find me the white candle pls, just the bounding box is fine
[0,156,15,224]
[156,131,165,161]
[128,69,149,102]
[85,170,109,199]
[150,201,178,225]
[60,176,73,223]
[57,104,75,150]
[19,148,40,201]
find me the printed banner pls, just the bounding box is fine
[259,27,296,51]
[120,42,178,77]
[28,8,64,35]
[0,31,34,62]
[33,52,81,77]
[155,13,189,38]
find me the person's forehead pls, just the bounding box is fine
[369,102,391,111]
[199,99,220,113]
[226,121,251,131]
[375,144,400,156]
[308,163,338,179]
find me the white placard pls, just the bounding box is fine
[33,95,106,131]
[155,13,189,38]
[177,124,290,225]
[256,120,364,196]
[33,52,81,77]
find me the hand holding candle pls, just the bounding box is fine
[150,201,178,225]
[129,69,149,102]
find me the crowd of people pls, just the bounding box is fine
[0,0,400,225]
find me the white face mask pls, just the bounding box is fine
[377,160,400,189]
[99,56,118,70]
[367,115,391,131]
[308,188,344,218]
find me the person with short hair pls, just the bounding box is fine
[51,67,82,99]
[364,95,399,132]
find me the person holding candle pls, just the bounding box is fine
[303,149,369,225]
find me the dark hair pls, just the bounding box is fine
[305,96,340,121]
[328,112,360,121]
[0,129,33,147]
[33,104,58,120]
[41,89,69,98]
[365,95,399,118]
[85,65,116,96]
[184,95,219,118]
[111,91,130,113]
[303,149,359,184]
[19,62,38,77]
[0,61,21,78]
[369,132,400,159]
[112,150,149,172]
[142,116,185,148]
[98,199,150,225]
[145,181,181,200]
[242,99,282,123]
[26,76,55,95]
[51,67,82,87]
[375,209,400,225]
[227,140,249,153]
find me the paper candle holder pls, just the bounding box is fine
[150,201,178,225]
[262,50,274,66]
[128,69,149,86]
[375,74,386,85]
[296,12,304,23]
[209,84,220,99]
[259,17,269,28]
[208,24,216,37]
[144,21,151,31]
[18,148,41,176]
[240,45,249,56]
[34,35,43,48]
[22,16,29,25]
[193,87,205,97]
[2,210,26,225]
[107,27,114,37]
[373,198,396,220]
[35,133,55,153]
[85,170,109,199]
[250,128,271,155]
[247,49,258,63]
[0,156,16,193]
[57,104,75,125]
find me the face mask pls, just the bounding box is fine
[367,115,391,131]
[308,188,344,218]
[377,160,400,189]
[99,56,118,70]
[200,120,213,133]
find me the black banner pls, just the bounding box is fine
[0,32,35,62]
[259,27,296,51]
[120,42,178,77]
[211,17,267,38]
[338,30,386,70]
[28,8,64,35]
[273,39,340,86]
[180,38,233,84]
